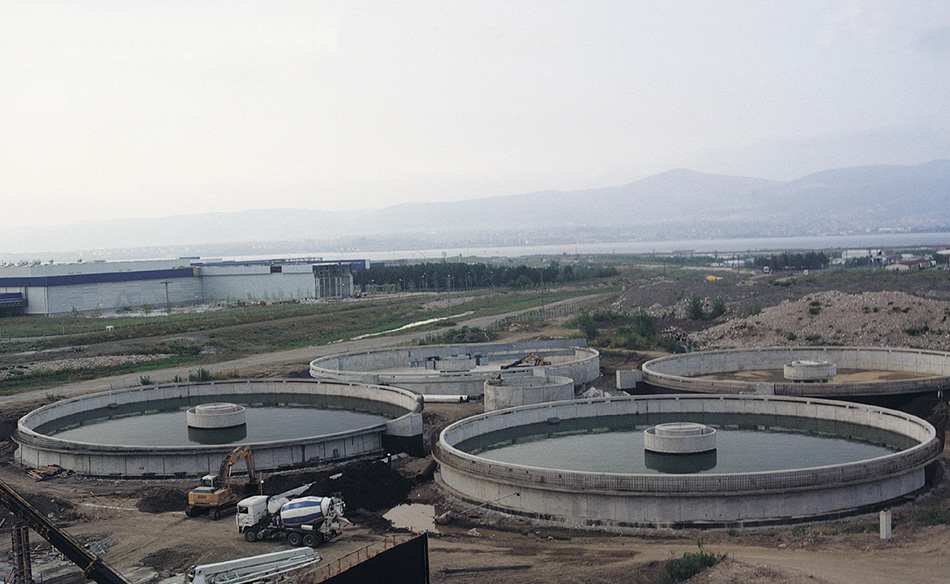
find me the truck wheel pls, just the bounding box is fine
[303,534,316,548]
[209,508,221,520]
[287,532,303,547]
[244,529,259,543]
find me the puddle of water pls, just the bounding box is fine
[350,311,474,340]
[383,503,438,533]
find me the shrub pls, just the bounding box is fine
[139,375,153,386]
[571,312,599,340]
[686,295,726,320]
[707,297,726,319]
[685,295,705,320]
[188,368,214,382]
[904,325,930,336]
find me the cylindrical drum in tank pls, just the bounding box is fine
[643,422,716,454]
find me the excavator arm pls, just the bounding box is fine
[215,445,261,491]
[0,478,131,584]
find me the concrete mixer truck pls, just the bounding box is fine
[236,490,347,548]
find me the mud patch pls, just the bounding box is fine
[347,508,395,533]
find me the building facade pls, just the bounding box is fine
[0,258,361,316]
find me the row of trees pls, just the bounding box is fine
[353,260,618,291]
[751,252,829,271]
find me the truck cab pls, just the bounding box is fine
[236,495,270,532]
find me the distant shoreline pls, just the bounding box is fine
[222,231,950,262]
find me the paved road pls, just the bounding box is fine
[0,294,604,406]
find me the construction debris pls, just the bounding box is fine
[27,466,70,482]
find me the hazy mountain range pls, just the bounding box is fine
[4,160,950,260]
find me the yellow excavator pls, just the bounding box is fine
[186,445,262,519]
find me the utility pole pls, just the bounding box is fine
[540,273,545,318]
[160,281,172,319]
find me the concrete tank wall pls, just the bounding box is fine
[15,379,422,478]
[434,394,941,528]
[484,374,574,411]
[642,347,950,397]
[310,340,599,396]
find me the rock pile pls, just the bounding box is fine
[693,290,950,351]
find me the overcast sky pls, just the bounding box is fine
[3,1,949,229]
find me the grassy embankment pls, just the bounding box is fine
[0,286,611,395]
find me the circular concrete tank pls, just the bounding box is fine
[644,422,716,454]
[186,402,246,429]
[434,394,941,528]
[310,340,599,396]
[784,360,836,382]
[483,374,574,412]
[641,347,950,398]
[15,379,423,478]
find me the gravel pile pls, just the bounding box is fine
[693,290,950,351]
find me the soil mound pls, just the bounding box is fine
[263,460,412,512]
[302,460,413,512]
[137,486,188,513]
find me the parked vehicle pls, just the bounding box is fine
[237,492,347,548]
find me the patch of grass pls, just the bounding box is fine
[418,326,496,345]
[896,506,950,526]
[660,541,725,583]
[769,278,796,287]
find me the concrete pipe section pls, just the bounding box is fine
[434,394,942,528]
[310,339,599,396]
[641,347,950,399]
[15,379,424,478]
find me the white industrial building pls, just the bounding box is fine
[0,258,361,316]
